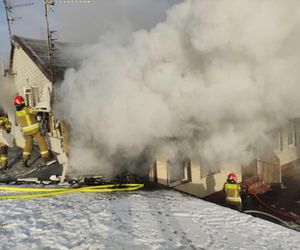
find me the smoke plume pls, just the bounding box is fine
[55,0,300,177]
[0,74,17,115]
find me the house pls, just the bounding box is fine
[3,35,299,191]
[273,119,300,170]
[150,154,242,197]
[149,122,300,198]
[4,35,72,180]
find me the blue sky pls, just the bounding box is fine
[0,0,180,66]
[0,1,10,63]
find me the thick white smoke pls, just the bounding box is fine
[0,74,17,115]
[0,74,17,147]
[55,0,300,177]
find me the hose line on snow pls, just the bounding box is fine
[251,193,300,222]
[243,210,292,228]
[0,183,144,200]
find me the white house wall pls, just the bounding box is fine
[11,44,53,147]
[155,156,241,198]
[274,124,298,166]
[12,43,52,112]
[175,172,228,197]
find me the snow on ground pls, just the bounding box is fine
[0,189,299,250]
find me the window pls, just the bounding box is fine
[272,129,283,150]
[24,87,32,106]
[295,119,300,146]
[287,121,294,145]
[168,159,185,183]
[32,86,40,107]
[279,129,283,150]
[200,156,220,178]
[272,130,279,150]
[184,159,192,183]
[167,154,192,185]
[24,86,40,107]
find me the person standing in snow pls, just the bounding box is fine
[13,95,50,168]
[0,109,12,169]
[223,173,242,212]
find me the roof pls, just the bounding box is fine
[0,189,299,248]
[11,35,74,82]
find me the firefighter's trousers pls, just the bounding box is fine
[0,142,8,168]
[23,130,49,160]
[225,201,242,212]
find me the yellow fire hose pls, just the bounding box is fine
[0,184,144,200]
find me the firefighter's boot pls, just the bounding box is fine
[43,157,56,166]
[42,152,56,166]
[2,160,8,169]
[0,158,8,170]
[22,159,29,168]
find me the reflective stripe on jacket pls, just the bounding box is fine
[224,182,241,204]
[0,116,12,132]
[16,107,39,135]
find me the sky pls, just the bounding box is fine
[0,0,180,65]
[0,0,9,62]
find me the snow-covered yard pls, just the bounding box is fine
[0,189,299,249]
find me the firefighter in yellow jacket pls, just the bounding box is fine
[0,110,12,169]
[223,173,242,212]
[13,95,50,168]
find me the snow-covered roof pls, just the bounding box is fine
[0,189,299,249]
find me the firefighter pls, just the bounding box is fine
[223,172,242,212]
[13,95,50,168]
[0,110,12,169]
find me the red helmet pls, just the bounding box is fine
[14,95,25,106]
[227,173,237,182]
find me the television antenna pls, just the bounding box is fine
[3,0,34,41]
[44,0,92,83]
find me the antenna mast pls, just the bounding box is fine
[44,0,55,83]
[3,0,34,42]
[3,0,12,40]
[43,0,92,84]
